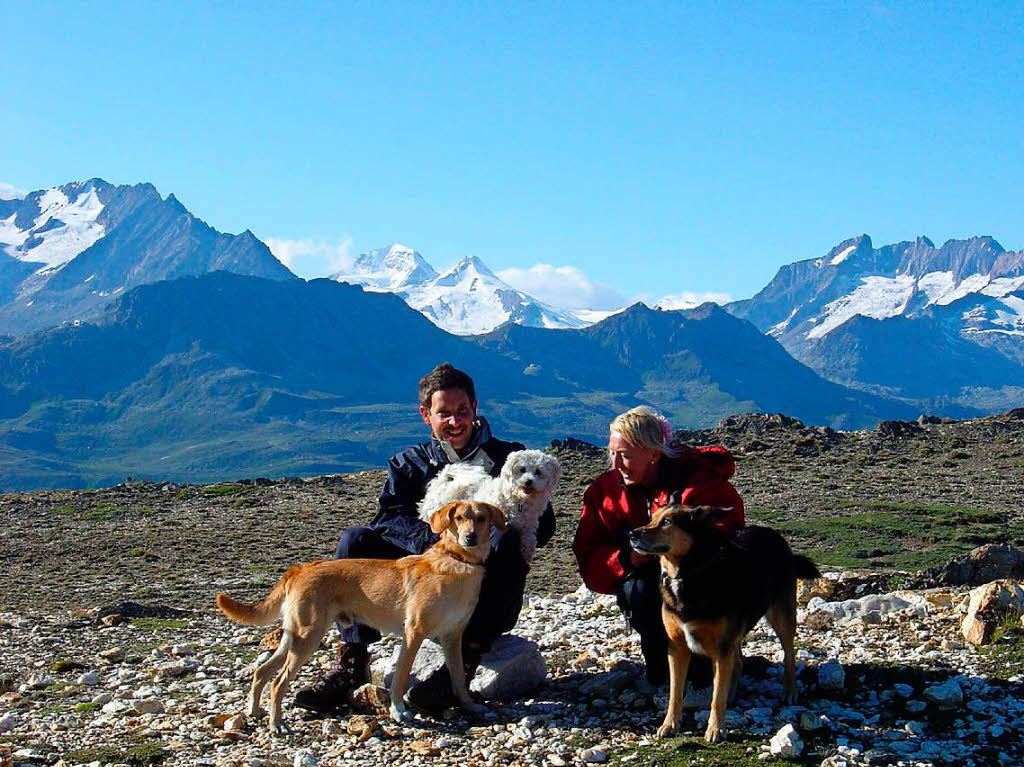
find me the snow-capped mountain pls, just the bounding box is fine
[731,234,1024,340]
[332,243,438,291]
[0,178,295,334]
[333,245,588,335]
[0,180,107,272]
[728,234,1024,408]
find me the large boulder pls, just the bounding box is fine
[960,579,1024,646]
[372,635,546,700]
[926,544,1024,588]
[471,635,547,699]
[806,592,927,622]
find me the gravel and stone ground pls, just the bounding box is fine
[2,412,1024,767]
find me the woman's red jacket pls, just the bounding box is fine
[572,445,745,595]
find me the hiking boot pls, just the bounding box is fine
[405,652,482,716]
[293,644,369,713]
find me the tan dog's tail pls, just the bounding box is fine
[215,563,303,626]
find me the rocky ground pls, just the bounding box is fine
[2,411,1024,767]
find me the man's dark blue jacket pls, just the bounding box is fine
[367,417,556,648]
[369,416,556,552]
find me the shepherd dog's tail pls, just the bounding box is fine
[215,563,304,626]
[793,554,821,581]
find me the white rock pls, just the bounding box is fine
[321,719,345,736]
[374,634,546,699]
[77,672,101,686]
[769,723,803,757]
[923,679,963,708]
[101,700,131,715]
[817,660,845,692]
[26,673,54,689]
[473,636,547,698]
[809,592,925,621]
[580,746,608,763]
[294,750,319,767]
[91,692,113,705]
[131,697,164,714]
[0,712,17,733]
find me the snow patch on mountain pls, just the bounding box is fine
[829,244,857,265]
[0,184,105,271]
[808,275,916,339]
[332,243,437,291]
[403,256,587,335]
[806,265,1024,341]
[333,246,590,334]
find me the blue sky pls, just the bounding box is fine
[4,1,1023,309]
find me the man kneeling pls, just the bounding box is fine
[295,363,556,714]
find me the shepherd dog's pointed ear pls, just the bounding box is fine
[486,502,507,531]
[693,506,731,526]
[669,489,685,507]
[430,502,459,534]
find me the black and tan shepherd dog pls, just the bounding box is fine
[630,498,820,743]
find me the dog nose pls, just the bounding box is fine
[629,529,642,541]
[523,478,533,488]
[464,532,478,545]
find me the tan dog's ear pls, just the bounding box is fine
[430,501,459,534]
[487,502,507,531]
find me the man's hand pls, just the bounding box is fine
[629,550,655,569]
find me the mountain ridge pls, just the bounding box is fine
[0,272,917,490]
[0,179,296,334]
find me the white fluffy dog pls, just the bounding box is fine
[417,462,491,520]
[419,450,561,562]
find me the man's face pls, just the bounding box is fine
[421,388,478,451]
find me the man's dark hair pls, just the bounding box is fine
[418,363,476,409]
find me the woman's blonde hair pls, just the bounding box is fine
[609,406,677,458]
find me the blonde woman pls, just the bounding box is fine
[572,406,744,687]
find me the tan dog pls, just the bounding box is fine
[216,500,505,733]
[629,503,819,743]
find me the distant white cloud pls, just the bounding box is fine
[655,291,733,311]
[496,263,628,311]
[264,236,354,279]
[0,182,27,200]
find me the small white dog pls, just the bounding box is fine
[419,450,561,562]
[418,462,492,520]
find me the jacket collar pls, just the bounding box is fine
[429,416,493,466]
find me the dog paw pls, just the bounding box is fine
[656,720,679,738]
[389,703,415,724]
[269,721,291,737]
[704,722,724,743]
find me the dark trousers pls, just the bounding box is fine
[616,564,711,687]
[334,525,529,652]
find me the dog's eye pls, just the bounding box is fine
[518,467,525,474]
[660,517,672,528]
[535,469,543,477]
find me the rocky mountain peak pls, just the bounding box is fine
[342,243,438,290]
